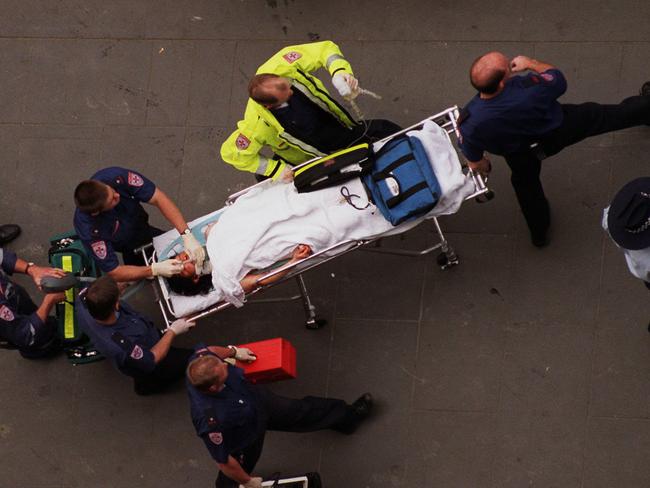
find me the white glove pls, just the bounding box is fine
[230,346,257,362]
[151,258,184,277]
[332,72,360,99]
[182,232,206,271]
[241,477,263,488]
[168,318,195,336]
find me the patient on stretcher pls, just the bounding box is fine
[157,120,475,311]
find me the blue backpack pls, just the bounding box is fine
[362,135,441,225]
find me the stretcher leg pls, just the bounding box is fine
[295,275,326,330]
[432,218,459,269]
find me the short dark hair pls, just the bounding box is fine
[167,274,213,296]
[85,276,120,321]
[248,73,281,105]
[74,180,109,213]
[469,56,506,95]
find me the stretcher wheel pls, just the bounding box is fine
[475,190,495,203]
[437,252,459,269]
[305,318,327,330]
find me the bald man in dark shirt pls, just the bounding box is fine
[458,51,650,247]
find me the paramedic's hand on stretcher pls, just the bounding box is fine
[241,477,263,488]
[467,157,492,178]
[28,265,66,289]
[168,318,196,336]
[332,72,360,99]
[151,258,184,277]
[182,231,206,271]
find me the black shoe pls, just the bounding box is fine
[332,393,374,435]
[0,224,21,245]
[640,81,650,97]
[351,392,373,418]
[531,230,549,248]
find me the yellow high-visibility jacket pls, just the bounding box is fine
[221,41,357,178]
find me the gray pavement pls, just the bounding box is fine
[2,1,650,487]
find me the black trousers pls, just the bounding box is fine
[255,119,402,182]
[119,225,163,267]
[215,387,352,488]
[133,346,194,395]
[505,95,650,238]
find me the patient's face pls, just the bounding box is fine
[177,251,198,280]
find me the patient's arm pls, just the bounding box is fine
[240,244,312,293]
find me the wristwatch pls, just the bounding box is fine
[24,262,35,275]
[182,228,191,235]
[227,345,238,359]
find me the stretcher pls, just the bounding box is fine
[139,106,491,329]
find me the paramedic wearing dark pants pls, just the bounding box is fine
[186,347,374,488]
[0,247,66,358]
[457,51,650,247]
[221,41,401,182]
[73,167,206,282]
[78,276,256,395]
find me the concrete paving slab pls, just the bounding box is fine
[403,410,496,488]
[147,41,194,127]
[583,417,650,488]
[24,40,151,126]
[492,412,586,488]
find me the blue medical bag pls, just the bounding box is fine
[362,135,441,225]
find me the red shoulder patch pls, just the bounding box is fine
[208,432,223,445]
[127,172,144,187]
[91,241,108,260]
[0,305,15,321]
[235,134,251,150]
[282,51,302,64]
[540,73,554,82]
[130,345,144,360]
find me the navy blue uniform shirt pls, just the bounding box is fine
[458,69,567,161]
[187,347,265,464]
[0,248,47,348]
[76,297,160,377]
[73,167,156,273]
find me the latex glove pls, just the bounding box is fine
[241,477,263,488]
[182,232,206,269]
[230,346,257,362]
[151,258,184,277]
[332,72,360,99]
[168,318,196,336]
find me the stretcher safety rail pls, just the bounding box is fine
[140,106,491,329]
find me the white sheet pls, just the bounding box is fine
[153,121,474,315]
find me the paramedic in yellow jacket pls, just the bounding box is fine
[221,41,401,181]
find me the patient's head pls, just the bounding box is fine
[166,251,212,296]
[176,251,197,278]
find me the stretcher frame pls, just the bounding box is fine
[140,106,490,329]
